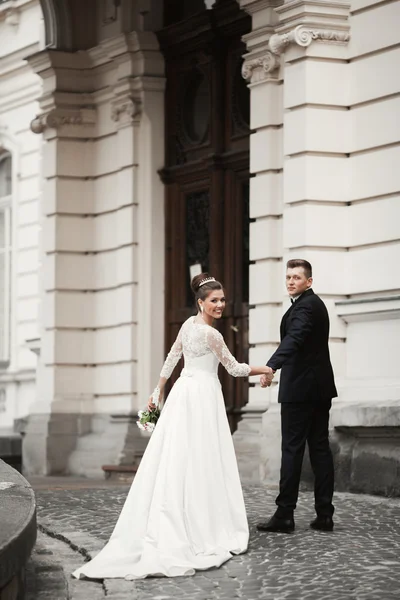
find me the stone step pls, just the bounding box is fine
[102,464,137,483]
[67,416,146,479]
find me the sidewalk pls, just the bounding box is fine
[28,477,400,600]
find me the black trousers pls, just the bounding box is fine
[276,396,334,518]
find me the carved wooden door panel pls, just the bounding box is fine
[159,1,251,432]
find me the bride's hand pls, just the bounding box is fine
[147,397,157,411]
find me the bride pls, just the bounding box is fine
[72,273,273,580]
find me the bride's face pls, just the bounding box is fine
[200,289,226,320]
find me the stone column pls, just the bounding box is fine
[23,33,165,476]
[24,49,97,475]
[269,0,399,494]
[233,0,284,483]
[258,0,351,484]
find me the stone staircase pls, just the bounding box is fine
[68,414,147,479]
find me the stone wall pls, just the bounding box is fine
[238,0,400,488]
[0,0,42,431]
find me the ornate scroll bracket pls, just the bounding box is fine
[269,25,350,55]
[111,98,141,125]
[241,52,281,83]
[30,108,96,134]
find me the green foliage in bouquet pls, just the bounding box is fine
[137,406,161,433]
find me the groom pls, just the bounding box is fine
[257,259,337,533]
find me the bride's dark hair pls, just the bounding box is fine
[191,273,223,312]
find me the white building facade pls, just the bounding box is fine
[0,0,43,439]
[0,0,399,493]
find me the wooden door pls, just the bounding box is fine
[158,1,251,432]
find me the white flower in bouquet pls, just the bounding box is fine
[136,386,162,434]
[137,421,156,433]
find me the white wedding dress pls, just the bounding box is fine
[72,316,250,580]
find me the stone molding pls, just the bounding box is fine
[30,108,96,134]
[89,31,163,67]
[238,0,283,16]
[27,48,91,75]
[336,295,400,324]
[241,52,281,82]
[269,24,350,54]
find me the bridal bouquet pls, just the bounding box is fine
[136,386,161,434]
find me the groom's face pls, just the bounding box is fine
[286,267,312,297]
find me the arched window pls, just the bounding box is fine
[0,150,12,365]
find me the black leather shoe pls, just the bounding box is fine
[310,516,334,531]
[257,514,295,533]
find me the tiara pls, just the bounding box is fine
[198,277,216,288]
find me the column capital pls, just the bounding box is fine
[111,96,142,127]
[269,0,351,54]
[239,1,283,83]
[269,24,350,54]
[30,107,96,135]
[26,48,96,137]
[242,51,281,83]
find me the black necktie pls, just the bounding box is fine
[290,298,295,304]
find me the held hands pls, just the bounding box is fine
[260,366,275,388]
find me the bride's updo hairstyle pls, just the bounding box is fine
[191,272,223,312]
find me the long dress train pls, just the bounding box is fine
[72,316,250,580]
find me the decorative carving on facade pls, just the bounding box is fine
[30,109,96,134]
[0,1,20,27]
[111,98,141,123]
[269,25,350,55]
[102,0,120,25]
[241,52,281,82]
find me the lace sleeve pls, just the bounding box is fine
[160,325,183,379]
[206,327,251,378]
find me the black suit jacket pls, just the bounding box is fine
[267,289,337,403]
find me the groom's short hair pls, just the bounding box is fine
[287,259,312,279]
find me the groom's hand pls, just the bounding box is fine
[260,367,275,388]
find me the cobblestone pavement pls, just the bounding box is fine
[29,477,400,600]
